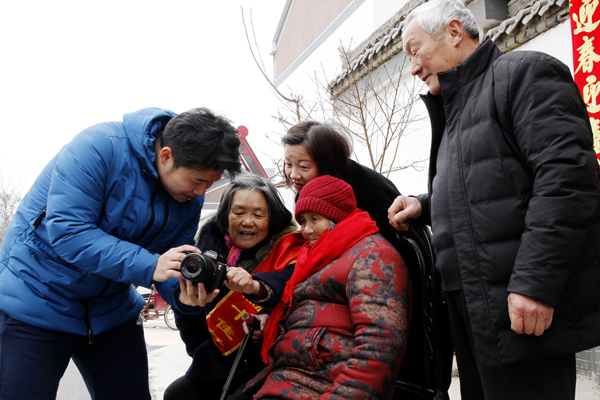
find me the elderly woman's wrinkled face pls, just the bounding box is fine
[298,212,331,246]
[228,189,269,249]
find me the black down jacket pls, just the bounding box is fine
[417,39,600,368]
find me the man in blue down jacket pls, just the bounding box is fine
[389,1,600,399]
[0,107,241,400]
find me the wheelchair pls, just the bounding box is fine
[392,222,453,400]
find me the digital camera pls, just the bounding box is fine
[180,250,228,292]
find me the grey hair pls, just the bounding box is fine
[403,0,479,41]
[216,174,292,237]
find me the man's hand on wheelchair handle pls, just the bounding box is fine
[388,196,422,231]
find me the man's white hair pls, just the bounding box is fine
[403,0,479,41]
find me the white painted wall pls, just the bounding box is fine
[356,54,431,197]
[274,0,411,118]
[513,20,574,73]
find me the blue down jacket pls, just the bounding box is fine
[0,107,203,337]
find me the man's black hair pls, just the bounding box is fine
[160,108,242,176]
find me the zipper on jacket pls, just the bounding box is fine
[133,187,158,244]
[137,158,148,176]
[83,301,94,344]
[33,207,47,231]
[140,201,169,248]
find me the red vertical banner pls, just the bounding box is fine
[571,0,600,163]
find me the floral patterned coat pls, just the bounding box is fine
[244,233,412,400]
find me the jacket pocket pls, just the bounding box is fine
[22,233,109,299]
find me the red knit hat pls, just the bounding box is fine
[295,175,357,223]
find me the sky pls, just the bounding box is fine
[0,1,287,193]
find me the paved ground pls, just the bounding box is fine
[58,316,600,399]
[144,318,188,399]
[447,376,598,399]
[57,360,91,400]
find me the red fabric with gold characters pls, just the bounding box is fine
[571,0,600,162]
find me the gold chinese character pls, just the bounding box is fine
[231,305,247,321]
[584,75,600,113]
[577,36,600,73]
[573,0,600,34]
[590,117,600,163]
[216,318,235,340]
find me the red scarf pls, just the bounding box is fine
[261,209,378,363]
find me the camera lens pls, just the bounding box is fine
[181,253,215,283]
[186,260,200,274]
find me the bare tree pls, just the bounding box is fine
[323,52,427,177]
[0,173,23,246]
[241,7,426,177]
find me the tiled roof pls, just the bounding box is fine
[330,0,570,96]
[486,0,569,42]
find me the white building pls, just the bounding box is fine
[272,0,576,195]
[271,0,599,388]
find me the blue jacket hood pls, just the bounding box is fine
[124,107,177,179]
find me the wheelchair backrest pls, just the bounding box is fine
[392,223,452,400]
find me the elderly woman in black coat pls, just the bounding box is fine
[163,174,304,400]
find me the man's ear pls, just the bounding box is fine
[448,19,464,47]
[158,146,173,166]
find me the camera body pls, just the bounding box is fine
[180,250,228,292]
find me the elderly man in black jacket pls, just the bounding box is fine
[388,0,600,399]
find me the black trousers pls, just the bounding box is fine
[164,372,257,400]
[0,311,150,400]
[445,290,576,400]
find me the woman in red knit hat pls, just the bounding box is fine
[236,175,412,400]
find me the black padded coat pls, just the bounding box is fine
[417,39,600,368]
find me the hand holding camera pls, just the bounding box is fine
[153,245,201,282]
[180,251,260,294]
[180,250,229,292]
[177,250,226,307]
[179,250,261,308]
